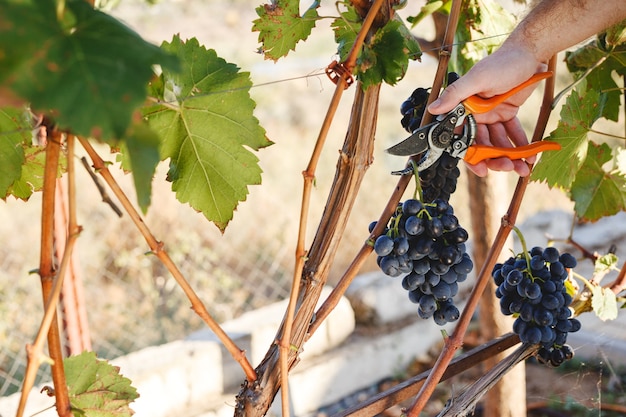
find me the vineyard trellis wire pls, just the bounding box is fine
[0,178,296,396]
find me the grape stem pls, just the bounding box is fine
[410,160,423,201]
[511,225,532,270]
[390,211,403,237]
[573,272,595,292]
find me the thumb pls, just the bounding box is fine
[427,80,473,115]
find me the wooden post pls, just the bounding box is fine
[468,171,526,417]
[54,179,92,355]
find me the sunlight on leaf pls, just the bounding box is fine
[144,36,271,231]
[0,107,30,198]
[252,0,320,61]
[531,88,605,188]
[7,145,67,200]
[570,143,626,221]
[332,4,420,88]
[591,285,618,321]
[407,0,448,28]
[451,0,515,74]
[594,253,618,275]
[65,351,138,417]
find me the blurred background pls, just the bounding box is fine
[0,0,575,397]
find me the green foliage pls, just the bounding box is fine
[594,253,619,274]
[117,123,161,214]
[144,36,271,231]
[532,20,626,222]
[566,25,626,122]
[331,3,421,89]
[332,4,361,59]
[0,107,68,200]
[451,0,515,74]
[570,142,626,220]
[0,107,30,197]
[406,0,451,28]
[591,285,618,321]
[405,0,513,74]
[0,0,177,141]
[64,352,138,417]
[252,0,320,61]
[532,36,626,222]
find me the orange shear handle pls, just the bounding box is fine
[463,141,561,166]
[463,72,553,114]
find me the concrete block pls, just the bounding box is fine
[186,332,250,393]
[269,316,453,416]
[0,340,223,417]
[111,340,223,417]
[187,286,356,386]
[0,389,56,417]
[346,271,415,325]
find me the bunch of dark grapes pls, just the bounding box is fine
[419,154,460,203]
[370,198,473,325]
[399,79,461,203]
[492,246,580,367]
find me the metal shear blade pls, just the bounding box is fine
[384,122,435,156]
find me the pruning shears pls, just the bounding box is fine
[386,72,561,173]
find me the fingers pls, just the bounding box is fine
[504,118,535,165]
[465,161,489,177]
[428,79,476,115]
[466,121,532,177]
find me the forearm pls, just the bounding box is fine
[504,0,626,62]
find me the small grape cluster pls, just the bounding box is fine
[492,246,580,367]
[400,87,429,133]
[371,198,473,325]
[399,85,461,203]
[419,154,461,203]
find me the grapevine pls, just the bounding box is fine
[0,1,624,417]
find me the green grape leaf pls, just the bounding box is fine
[357,21,412,87]
[570,142,626,221]
[531,87,605,188]
[594,253,619,275]
[332,6,421,88]
[565,41,626,121]
[116,124,161,214]
[64,351,138,417]
[332,5,361,59]
[406,0,450,28]
[0,107,31,198]
[452,0,515,74]
[144,36,271,231]
[8,144,67,200]
[591,285,618,321]
[252,0,320,61]
[0,0,177,141]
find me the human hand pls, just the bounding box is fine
[428,47,545,177]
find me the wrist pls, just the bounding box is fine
[499,25,547,67]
